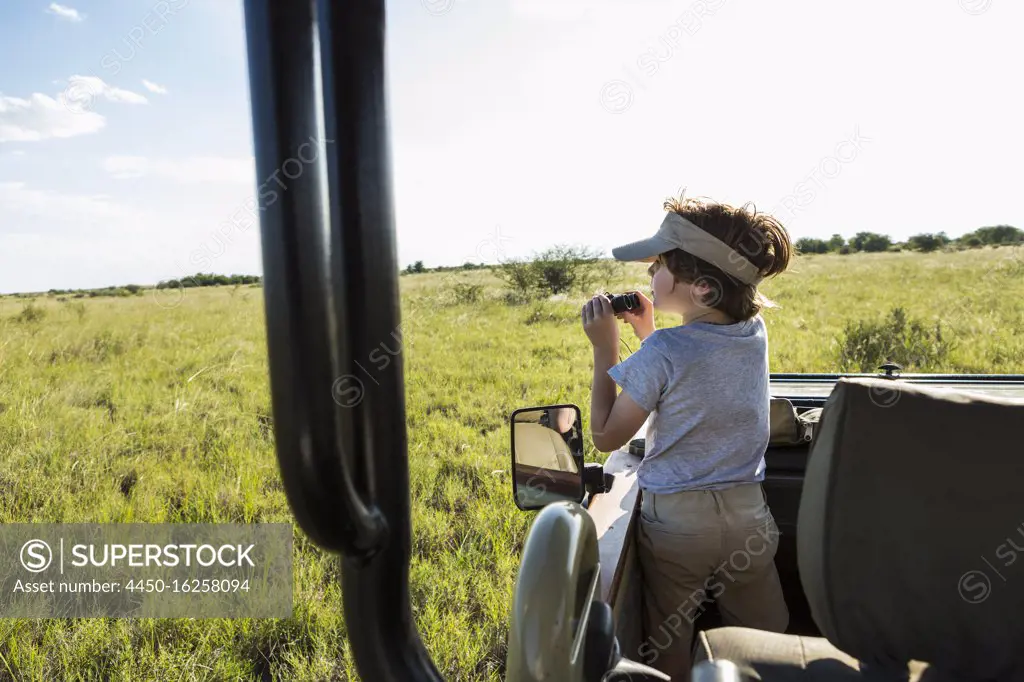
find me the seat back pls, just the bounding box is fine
[797,378,1024,680]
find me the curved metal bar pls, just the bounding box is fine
[316,0,443,679]
[242,0,386,558]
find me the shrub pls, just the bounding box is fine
[837,307,953,372]
[498,244,602,301]
[451,282,483,304]
[497,260,538,303]
[838,245,852,255]
[15,303,45,323]
[531,245,602,294]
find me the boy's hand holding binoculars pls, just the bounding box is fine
[583,291,656,352]
[582,295,620,354]
[615,291,655,342]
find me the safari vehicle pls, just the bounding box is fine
[241,1,1024,680]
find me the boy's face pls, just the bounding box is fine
[647,259,680,312]
[648,257,711,317]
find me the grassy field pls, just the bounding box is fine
[0,247,1022,680]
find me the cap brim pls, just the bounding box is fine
[611,235,676,262]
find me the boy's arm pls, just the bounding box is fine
[583,294,650,452]
[590,347,649,452]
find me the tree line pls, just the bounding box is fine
[31,274,262,299]
[154,273,262,289]
[401,261,487,275]
[794,225,1023,255]
[400,225,1023,274]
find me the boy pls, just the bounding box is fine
[580,196,792,678]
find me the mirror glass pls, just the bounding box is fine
[511,405,584,510]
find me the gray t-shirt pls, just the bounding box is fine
[607,315,770,494]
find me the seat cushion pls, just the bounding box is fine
[694,627,936,681]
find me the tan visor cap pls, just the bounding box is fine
[611,213,764,286]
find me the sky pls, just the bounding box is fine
[0,0,1021,293]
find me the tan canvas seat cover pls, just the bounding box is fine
[696,378,1024,680]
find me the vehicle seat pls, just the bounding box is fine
[512,421,577,472]
[694,378,1024,681]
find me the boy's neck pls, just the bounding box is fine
[680,309,735,326]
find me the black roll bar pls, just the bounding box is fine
[243,1,442,679]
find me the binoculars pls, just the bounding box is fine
[603,292,642,315]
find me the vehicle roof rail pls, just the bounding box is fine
[243,0,441,679]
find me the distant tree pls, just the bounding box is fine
[828,234,846,251]
[796,238,830,254]
[958,225,1023,247]
[850,232,892,253]
[907,233,950,253]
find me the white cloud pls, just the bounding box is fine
[64,75,148,105]
[103,156,256,184]
[46,3,84,22]
[0,93,105,142]
[141,80,168,95]
[0,182,148,231]
[0,76,146,143]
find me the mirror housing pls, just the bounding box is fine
[510,405,585,510]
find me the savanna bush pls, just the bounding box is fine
[451,282,484,305]
[15,303,45,323]
[497,260,537,304]
[837,307,953,372]
[498,245,603,302]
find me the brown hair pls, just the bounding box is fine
[654,195,792,321]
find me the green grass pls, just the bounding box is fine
[0,247,1021,680]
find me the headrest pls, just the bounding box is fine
[797,378,1024,679]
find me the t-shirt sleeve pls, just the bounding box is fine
[606,340,673,413]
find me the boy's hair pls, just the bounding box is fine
[657,195,792,321]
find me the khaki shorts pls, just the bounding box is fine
[635,482,789,679]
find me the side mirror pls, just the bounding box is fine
[510,405,585,510]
